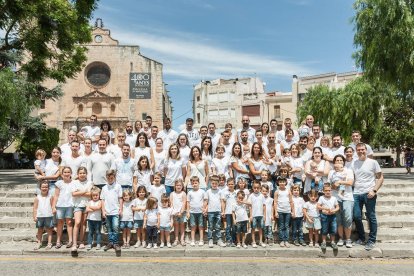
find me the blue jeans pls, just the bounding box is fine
[225,214,236,243]
[106,215,119,245]
[87,220,102,245]
[264,225,273,240]
[353,193,377,243]
[165,185,174,197]
[146,225,158,244]
[320,213,337,235]
[278,212,291,242]
[207,212,222,240]
[292,217,304,241]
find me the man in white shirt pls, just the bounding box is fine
[87,139,115,189]
[113,144,135,191]
[312,125,322,147]
[148,126,159,149]
[276,118,299,143]
[269,119,278,134]
[352,143,383,251]
[181,118,199,147]
[299,136,312,163]
[207,122,221,152]
[237,116,256,144]
[221,130,234,158]
[111,131,127,160]
[60,130,85,159]
[80,115,101,151]
[194,125,208,148]
[324,134,345,162]
[157,117,178,150]
[239,130,252,160]
[349,130,374,159]
[125,121,137,149]
[61,140,86,178]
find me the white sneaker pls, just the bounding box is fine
[146,243,152,249]
[242,243,248,249]
[141,241,146,248]
[236,243,241,248]
[260,242,266,248]
[218,240,226,247]
[252,242,257,248]
[346,240,353,248]
[159,243,164,248]
[208,239,214,248]
[190,241,196,247]
[167,243,172,248]
[153,244,158,249]
[199,240,204,246]
[134,241,141,248]
[337,239,344,247]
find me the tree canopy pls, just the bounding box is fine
[0,0,98,151]
[353,0,414,98]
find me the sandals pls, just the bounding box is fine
[181,240,186,246]
[55,243,62,249]
[78,244,85,249]
[34,243,42,250]
[66,241,73,248]
[173,240,179,247]
[45,243,53,250]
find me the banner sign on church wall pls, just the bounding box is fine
[129,73,151,99]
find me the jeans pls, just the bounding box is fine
[353,193,377,243]
[165,185,174,197]
[292,217,304,241]
[320,214,337,235]
[146,225,158,244]
[207,212,222,240]
[264,225,273,240]
[225,214,236,243]
[87,220,102,245]
[278,212,291,242]
[106,215,119,245]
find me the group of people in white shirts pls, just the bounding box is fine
[32,113,383,252]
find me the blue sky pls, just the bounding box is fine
[93,0,356,130]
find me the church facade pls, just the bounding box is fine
[39,20,172,144]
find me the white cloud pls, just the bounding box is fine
[110,26,314,82]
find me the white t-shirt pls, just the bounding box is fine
[121,201,134,222]
[204,189,221,212]
[145,208,159,226]
[72,179,92,208]
[113,157,135,187]
[34,159,46,174]
[87,200,102,221]
[180,129,199,147]
[248,192,266,217]
[153,150,166,174]
[85,125,101,150]
[44,158,60,179]
[157,129,178,150]
[171,191,186,215]
[125,133,137,148]
[159,207,173,227]
[187,189,205,213]
[55,180,74,207]
[149,185,166,203]
[303,201,319,218]
[233,203,249,222]
[329,146,346,160]
[100,183,122,215]
[221,190,237,215]
[211,157,230,177]
[264,196,274,226]
[179,146,191,165]
[164,159,185,187]
[60,143,85,160]
[134,169,153,191]
[61,155,86,178]
[318,196,338,210]
[352,158,381,194]
[293,196,305,218]
[132,198,147,220]
[36,194,53,217]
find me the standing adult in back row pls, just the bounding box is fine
[352,143,383,251]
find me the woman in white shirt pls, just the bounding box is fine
[177,134,191,165]
[133,132,155,170]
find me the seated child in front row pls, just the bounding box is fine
[33,180,54,250]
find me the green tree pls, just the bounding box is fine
[297,77,392,144]
[19,126,60,160]
[353,0,414,98]
[0,0,98,151]
[374,97,414,166]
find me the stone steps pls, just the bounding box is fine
[0,207,33,218]
[0,198,33,207]
[0,190,36,198]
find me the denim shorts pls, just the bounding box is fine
[305,217,321,230]
[336,200,354,228]
[36,217,54,229]
[251,216,264,229]
[235,221,248,233]
[190,213,204,228]
[56,207,74,219]
[174,212,187,223]
[160,226,171,232]
[134,220,144,229]
[73,206,86,213]
[119,221,133,230]
[320,214,337,235]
